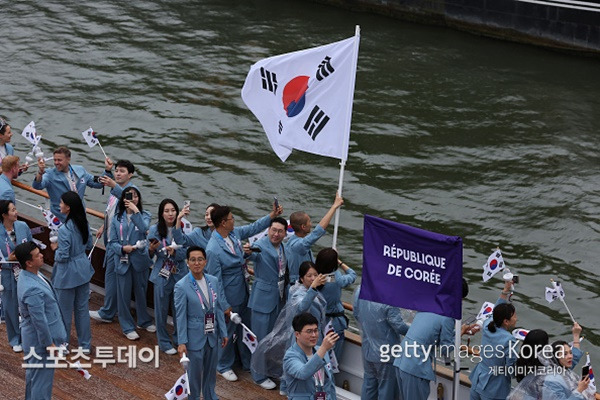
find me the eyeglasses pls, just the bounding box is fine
[302,328,319,335]
[188,257,206,263]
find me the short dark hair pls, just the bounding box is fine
[488,303,516,333]
[289,211,308,232]
[53,146,71,158]
[292,312,319,333]
[315,247,338,274]
[187,245,206,259]
[15,241,39,269]
[211,205,231,228]
[115,160,135,174]
[270,217,287,229]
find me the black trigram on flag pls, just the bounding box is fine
[303,105,330,140]
[316,56,334,81]
[278,120,283,134]
[260,67,278,94]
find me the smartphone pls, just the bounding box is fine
[149,238,159,245]
[273,196,279,209]
[249,247,262,253]
[463,315,477,325]
[512,275,520,284]
[582,365,590,378]
[124,192,133,201]
[93,175,101,183]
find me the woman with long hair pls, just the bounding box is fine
[0,200,32,352]
[315,247,356,361]
[542,339,594,400]
[469,280,518,400]
[108,186,154,340]
[148,199,188,354]
[51,191,94,351]
[176,203,220,249]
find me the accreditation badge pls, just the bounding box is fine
[12,265,21,281]
[315,392,326,400]
[120,254,129,264]
[204,313,215,334]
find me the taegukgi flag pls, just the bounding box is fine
[82,127,99,148]
[21,121,40,145]
[360,214,463,319]
[165,373,190,400]
[242,27,360,162]
[482,249,505,282]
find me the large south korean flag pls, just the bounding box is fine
[242,28,360,162]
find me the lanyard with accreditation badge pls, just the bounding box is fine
[4,237,20,281]
[313,368,326,400]
[188,272,217,334]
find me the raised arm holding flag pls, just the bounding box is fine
[242,26,360,249]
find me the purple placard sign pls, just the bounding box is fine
[360,214,463,319]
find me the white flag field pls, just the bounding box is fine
[242,28,360,162]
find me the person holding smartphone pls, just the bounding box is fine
[176,202,220,249]
[108,186,154,340]
[542,338,594,400]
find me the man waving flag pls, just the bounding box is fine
[242,27,360,162]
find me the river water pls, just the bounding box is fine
[3,0,599,365]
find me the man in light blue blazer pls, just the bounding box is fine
[16,241,68,400]
[90,160,137,324]
[0,155,20,203]
[32,146,112,222]
[175,246,228,400]
[247,216,289,389]
[205,202,282,382]
[287,193,343,283]
[394,279,475,400]
[353,285,409,400]
[283,312,338,400]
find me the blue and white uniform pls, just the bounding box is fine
[286,225,326,283]
[51,219,94,350]
[108,210,153,334]
[283,341,337,400]
[0,174,15,203]
[0,221,32,347]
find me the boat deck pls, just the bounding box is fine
[0,289,285,400]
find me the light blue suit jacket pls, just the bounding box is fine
[469,298,518,399]
[0,221,33,290]
[51,219,94,289]
[204,215,271,309]
[394,311,455,381]
[102,182,137,246]
[283,341,337,400]
[174,272,228,350]
[353,286,409,363]
[18,270,68,354]
[148,224,188,286]
[32,164,110,221]
[286,225,326,282]
[0,174,15,203]
[1,143,14,156]
[179,226,213,250]
[320,267,356,332]
[247,235,288,313]
[108,210,152,275]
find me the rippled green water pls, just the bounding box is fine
[3,0,599,363]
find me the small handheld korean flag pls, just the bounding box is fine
[180,217,193,235]
[21,121,41,145]
[82,127,99,148]
[544,281,565,303]
[165,373,190,400]
[476,302,495,321]
[241,323,258,353]
[242,27,360,162]
[70,360,92,380]
[585,353,596,391]
[512,328,530,341]
[482,249,505,282]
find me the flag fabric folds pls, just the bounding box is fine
[241,323,258,354]
[165,373,190,400]
[241,30,360,162]
[476,301,495,321]
[82,127,99,148]
[585,353,596,391]
[545,281,565,303]
[21,121,40,145]
[482,249,505,282]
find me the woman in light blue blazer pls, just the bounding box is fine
[469,293,518,400]
[0,118,15,161]
[148,198,188,354]
[315,247,356,361]
[108,186,154,340]
[50,191,94,351]
[0,200,32,351]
